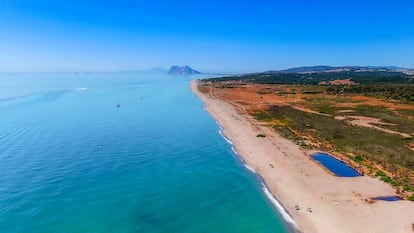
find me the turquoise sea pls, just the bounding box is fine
[0,73,291,233]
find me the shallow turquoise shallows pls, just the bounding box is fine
[0,73,290,233]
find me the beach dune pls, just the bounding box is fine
[191,80,414,233]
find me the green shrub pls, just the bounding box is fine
[375,170,386,177]
[353,155,365,163]
[403,185,413,192]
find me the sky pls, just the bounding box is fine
[0,0,413,73]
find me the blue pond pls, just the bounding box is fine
[312,152,361,177]
[372,196,402,201]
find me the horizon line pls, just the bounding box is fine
[0,64,412,74]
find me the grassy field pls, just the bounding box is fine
[253,106,413,166]
[252,105,414,197]
[301,98,414,135]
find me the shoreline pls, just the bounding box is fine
[217,122,301,233]
[194,81,301,232]
[191,80,414,233]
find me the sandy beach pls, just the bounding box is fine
[191,80,414,233]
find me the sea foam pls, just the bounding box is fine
[218,129,233,146]
[244,164,256,174]
[263,185,300,230]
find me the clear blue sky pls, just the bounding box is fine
[0,0,413,73]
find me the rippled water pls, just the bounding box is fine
[0,73,290,233]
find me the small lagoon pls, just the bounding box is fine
[312,152,361,177]
[371,196,402,201]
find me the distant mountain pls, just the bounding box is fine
[281,66,336,73]
[278,65,412,74]
[364,66,407,70]
[168,65,201,75]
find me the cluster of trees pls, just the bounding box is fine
[206,71,413,85]
[327,85,414,101]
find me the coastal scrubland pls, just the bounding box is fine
[199,71,414,200]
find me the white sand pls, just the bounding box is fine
[192,80,414,233]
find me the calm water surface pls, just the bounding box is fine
[0,73,290,233]
[312,152,361,177]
